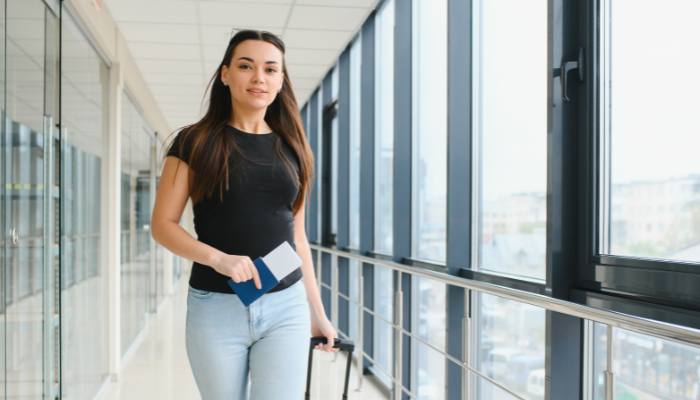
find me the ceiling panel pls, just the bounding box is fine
[285,49,338,67]
[285,64,329,78]
[198,2,290,27]
[129,43,201,61]
[107,0,197,24]
[286,6,368,31]
[296,0,376,6]
[135,59,202,74]
[119,22,200,44]
[290,77,322,90]
[108,0,380,131]
[141,73,206,86]
[283,29,354,50]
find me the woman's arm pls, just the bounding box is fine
[151,156,261,288]
[293,201,339,353]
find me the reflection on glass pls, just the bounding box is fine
[120,93,153,356]
[477,293,545,400]
[473,0,547,280]
[374,0,394,255]
[60,9,110,399]
[472,371,523,400]
[412,0,447,263]
[594,324,700,400]
[330,115,339,236]
[603,1,700,263]
[349,38,362,249]
[411,276,446,399]
[373,265,393,384]
[348,259,360,344]
[3,0,59,397]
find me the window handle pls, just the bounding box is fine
[561,47,585,103]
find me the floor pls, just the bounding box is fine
[99,270,389,400]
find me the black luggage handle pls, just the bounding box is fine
[309,337,355,351]
[305,337,355,400]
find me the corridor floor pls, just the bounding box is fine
[99,270,388,400]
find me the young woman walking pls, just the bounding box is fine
[151,30,338,400]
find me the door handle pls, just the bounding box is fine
[561,47,585,103]
[9,228,18,244]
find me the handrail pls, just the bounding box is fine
[309,244,700,348]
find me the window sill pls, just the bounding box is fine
[459,269,548,296]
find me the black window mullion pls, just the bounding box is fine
[394,0,412,397]
[360,12,377,370]
[445,0,472,398]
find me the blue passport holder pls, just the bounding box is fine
[227,241,302,307]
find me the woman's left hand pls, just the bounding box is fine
[311,312,339,353]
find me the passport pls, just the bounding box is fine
[227,241,303,307]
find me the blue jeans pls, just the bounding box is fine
[186,280,311,400]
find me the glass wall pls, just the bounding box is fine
[120,93,153,356]
[374,0,394,255]
[373,265,393,385]
[3,0,60,397]
[601,0,700,263]
[477,294,545,400]
[473,0,548,281]
[411,276,446,399]
[593,323,700,400]
[411,0,447,263]
[60,9,110,399]
[349,38,362,250]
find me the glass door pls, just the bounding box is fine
[2,0,61,398]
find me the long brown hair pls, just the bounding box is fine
[164,30,314,216]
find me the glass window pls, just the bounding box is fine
[472,0,547,280]
[120,92,153,356]
[600,1,700,263]
[374,0,395,255]
[60,10,110,398]
[373,265,394,385]
[476,293,545,400]
[592,324,700,400]
[411,276,446,399]
[349,38,362,249]
[412,0,447,263]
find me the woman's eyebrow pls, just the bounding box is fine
[237,56,279,65]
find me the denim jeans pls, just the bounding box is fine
[186,280,311,400]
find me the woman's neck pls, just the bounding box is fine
[229,105,271,134]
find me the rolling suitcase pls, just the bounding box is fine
[305,337,356,400]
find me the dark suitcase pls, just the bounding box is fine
[305,337,356,400]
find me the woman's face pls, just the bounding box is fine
[221,39,285,111]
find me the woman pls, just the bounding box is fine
[151,30,338,400]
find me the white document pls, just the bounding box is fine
[262,241,303,281]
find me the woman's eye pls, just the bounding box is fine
[267,68,277,73]
[239,64,251,70]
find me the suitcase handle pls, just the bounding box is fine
[310,337,355,352]
[306,337,355,400]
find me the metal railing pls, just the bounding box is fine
[310,244,700,400]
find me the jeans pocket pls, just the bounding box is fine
[188,286,214,299]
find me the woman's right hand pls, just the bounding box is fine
[210,253,262,289]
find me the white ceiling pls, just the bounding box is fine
[105,0,379,132]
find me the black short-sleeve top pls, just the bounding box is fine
[167,125,303,294]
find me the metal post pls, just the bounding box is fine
[462,290,471,400]
[582,320,595,400]
[333,254,339,362]
[394,271,403,400]
[316,248,322,291]
[42,116,55,400]
[356,274,364,391]
[605,325,615,400]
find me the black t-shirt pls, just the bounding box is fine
[167,125,303,294]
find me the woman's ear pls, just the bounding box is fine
[221,65,229,84]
